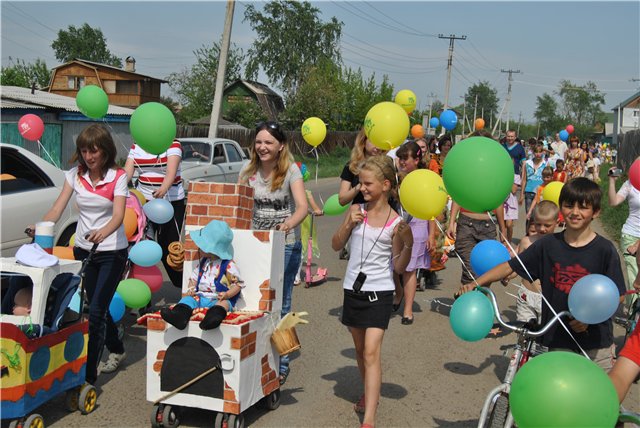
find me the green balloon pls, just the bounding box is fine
[443,136,513,213]
[129,102,176,155]
[116,278,151,309]
[449,291,494,341]
[323,193,349,216]
[76,85,109,119]
[510,351,619,428]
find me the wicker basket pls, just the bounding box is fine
[271,327,301,356]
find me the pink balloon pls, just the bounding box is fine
[18,114,44,141]
[629,158,640,191]
[130,264,164,293]
[566,124,574,134]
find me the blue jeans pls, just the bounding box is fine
[74,247,128,385]
[280,241,302,375]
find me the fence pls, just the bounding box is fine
[177,125,358,157]
[616,129,640,170]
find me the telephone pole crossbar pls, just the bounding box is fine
[438,34,466,110]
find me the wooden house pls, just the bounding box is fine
[47,57,166,109]
[222,80,284,121]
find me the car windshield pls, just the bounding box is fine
[182,142,211,162]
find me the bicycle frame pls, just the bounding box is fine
[475,287,570,428]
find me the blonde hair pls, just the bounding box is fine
[534,200,559,221]
[360,155,398,200]
[240,125,294,192]
[348,128,387,174]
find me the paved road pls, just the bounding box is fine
[43,177,639,427]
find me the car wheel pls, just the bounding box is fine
[57,224,77,247]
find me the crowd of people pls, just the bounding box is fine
[14,120,638,428]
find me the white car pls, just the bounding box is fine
[178,138,249,192]
[1,143,79,256]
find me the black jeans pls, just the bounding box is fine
[151,199,185,288]
[74,247,128,385]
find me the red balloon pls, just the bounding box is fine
[629,158,640,191]
[130,264,164,293]
[18,114,44,141]
[566,124,575,134]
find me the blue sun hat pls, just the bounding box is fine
[189,220,234,260]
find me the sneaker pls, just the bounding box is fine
[99,352,126,374]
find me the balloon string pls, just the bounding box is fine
[433,218,477,284]
[313,147,319,184]
[36,139,61,168]
[485,212,589,359]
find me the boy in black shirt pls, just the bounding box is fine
[457,177,625,370]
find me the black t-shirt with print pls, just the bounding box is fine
[508,232,625,350]
[340,162,366,205]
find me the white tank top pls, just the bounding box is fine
[342,208,401,292]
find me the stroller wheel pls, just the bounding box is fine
[162,404,180,428]
[79,384,97,414]
[64,387,80,412]
[23,414,44,428]
[150,404,162,428]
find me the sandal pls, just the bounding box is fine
[99,352,126,374]
[354,395,365,414]
[279,367,290,386]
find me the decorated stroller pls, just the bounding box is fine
[1,244,98,428]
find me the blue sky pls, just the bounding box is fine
[2,1,639,124]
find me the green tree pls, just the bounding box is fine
[534,93,561,135]
[0,58,50,88]
[166,42,244,124]
[556,80,605,126]
[464,81,499,125]
[339,68,394,131]
[224,98,267,129]
[243,0,343,101]
[51,23,122,67]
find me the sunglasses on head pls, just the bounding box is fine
[255,121,280,132]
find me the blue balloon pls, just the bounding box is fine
[429,117,440,128]
[568,274,620,324]
[440,110,458,131]
[69,290,81,312]
[109,292,125,322]
[300,163,307,176]
[143,198,174,224]
[470,239,511,277]
[129,240,162,267]
[450,290,495,341]
[559,130,569,142]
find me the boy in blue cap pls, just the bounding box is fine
[161,220,244,330]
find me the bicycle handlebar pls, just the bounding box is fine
[476,286,572,338]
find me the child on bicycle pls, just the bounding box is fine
[458,177,626,370]
[161,220,244,331]
[514,200,559,324]
[331,155,413,428]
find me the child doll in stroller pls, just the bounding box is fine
[161,220,244,331]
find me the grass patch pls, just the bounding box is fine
[294,146,351,179]
[598,163,629,242]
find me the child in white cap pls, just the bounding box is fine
[161,220,244,330]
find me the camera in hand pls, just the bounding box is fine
[353,271,367,292]
[608,168,622,177]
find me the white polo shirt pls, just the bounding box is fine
[65,167,129,251]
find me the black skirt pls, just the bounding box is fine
[341,289,394,329]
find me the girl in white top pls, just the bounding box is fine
[31,124,128,385]
[608,163,640,306]
[331,155,413,428]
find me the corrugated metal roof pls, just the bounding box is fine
[1,85,134,116]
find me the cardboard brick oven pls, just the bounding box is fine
[144,183,285,420]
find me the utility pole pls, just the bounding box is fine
[473,94,478,123]
[208,0,235,138]
[438,34,466,109]
[460,96,467,135]
[517,111,523,135]
[501,68,521,132]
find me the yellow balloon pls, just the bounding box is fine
[69,233,76,247]
[399,169,448,220]
[542,181,564,206]
[301,117,327,147]
[364,102,410,150]
[394,89,417,114]
[130,188,147,206]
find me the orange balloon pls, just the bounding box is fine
[411,124,425,139]
[124,207,138,239]
[475,118,485,130]
[53,246,75,260]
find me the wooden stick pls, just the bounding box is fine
[153,365,219,405]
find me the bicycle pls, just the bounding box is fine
[615,291,640,354]
[474,287,572,428]
[618,408,640,426]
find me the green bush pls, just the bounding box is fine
[598,163,629,242]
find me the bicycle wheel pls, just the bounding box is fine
[486,393,509,428]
